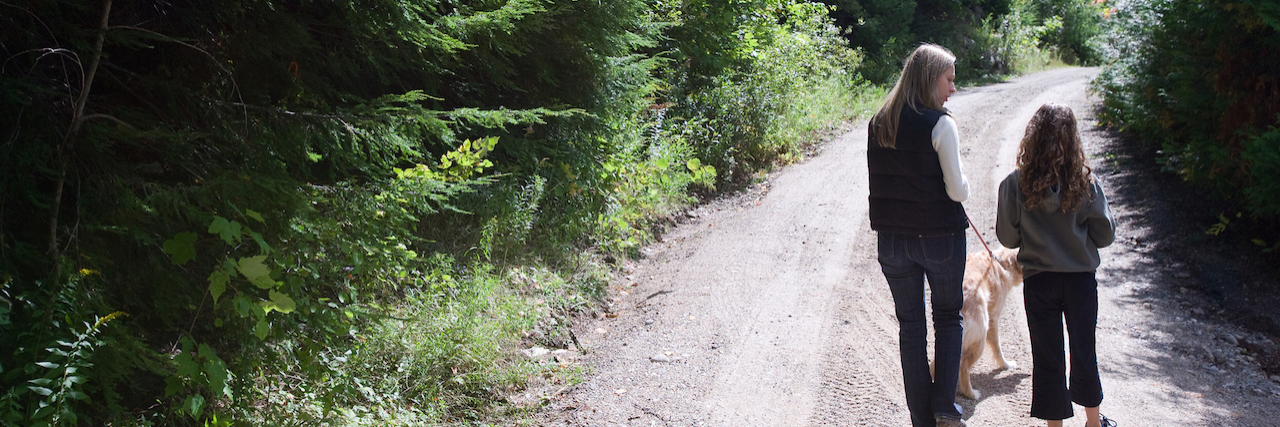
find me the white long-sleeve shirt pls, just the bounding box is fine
[931,115,970,202]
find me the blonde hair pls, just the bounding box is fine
[871,44,956,148]
[1016,103,1093,212]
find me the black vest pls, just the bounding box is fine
[867,107,967,235]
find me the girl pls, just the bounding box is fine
[867,43,970,427]
[996,103,1118,427]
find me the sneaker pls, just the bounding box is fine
[1099,414,1117,427]
[935,416,968,427]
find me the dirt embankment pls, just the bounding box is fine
[527,67,1280,427]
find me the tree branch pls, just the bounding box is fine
[80,113,135,129]
[49,0,111,265]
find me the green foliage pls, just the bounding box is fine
[819,0,1019,82]
[1,302,126,426]
[1031,0,1109,64]
[815,0,917,82]
[0,0,869,424]
[819,0,1093,83]
[1242,119,1280,217]
[1094,0,1280,223]
[1206,212,1235,236]
[978,0,1064,74]
[656,1,868,183]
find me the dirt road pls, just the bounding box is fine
[535,67,1280,426]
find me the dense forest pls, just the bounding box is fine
[1094,0,1280,237]
[0,0,1275,425]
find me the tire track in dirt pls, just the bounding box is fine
[806,272,908,426]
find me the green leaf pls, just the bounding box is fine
[162,232,198,265]
[174,353,199,377]
[34,362,59,369]
[686,158,702,171]
[249,231,271,254]
[27,378,53,386]
[651,157,668,171]
[200,347,232,399]
[164,376,183,397]
[254,319,269,340]
[67,391,89,401]
[245,209,265,223]
[197,343,214,359]
[31,405,54,420]
[237,255,274,289]
[27,386,53,396]
[233,296,254,318]
[264,290,296,314]
[208,269,230,303]
[184,394,206,419]
[208,217,243,245]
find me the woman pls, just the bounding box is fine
[867,43,970,427]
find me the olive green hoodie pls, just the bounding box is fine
[995,171,1117,278]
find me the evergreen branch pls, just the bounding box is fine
[440,0,548,39]
[79,113,135,129]
[213,100,584,128]
[224,102,354,120]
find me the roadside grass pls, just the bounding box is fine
[775,76,886,165]
[229,255,609,426]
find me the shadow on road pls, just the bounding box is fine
[1081,104,1280,421]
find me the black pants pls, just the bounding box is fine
[1023,271,1103,420]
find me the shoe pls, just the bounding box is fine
[935,416,968,427]
[1098,414,1117,427]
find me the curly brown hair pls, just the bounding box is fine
[1016,103,1093,212]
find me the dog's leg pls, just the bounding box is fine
[958,326,984,400]
[987,297,1016,370]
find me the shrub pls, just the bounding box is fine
[1094,0,1280,221]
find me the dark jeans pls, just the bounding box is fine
[877,232,966,427]
[1023,271,1103,420]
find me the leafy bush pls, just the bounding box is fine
[820,0,1096,83]
[1031,0,1108,64]
[816,0,918,83]
[978,0,1064,74]
[1094,0,1280,221]
[658,1,868,183]
[1242,119,1280,218]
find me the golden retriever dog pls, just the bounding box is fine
[956,246,1023,399]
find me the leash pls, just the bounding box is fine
[966,215,994,258]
